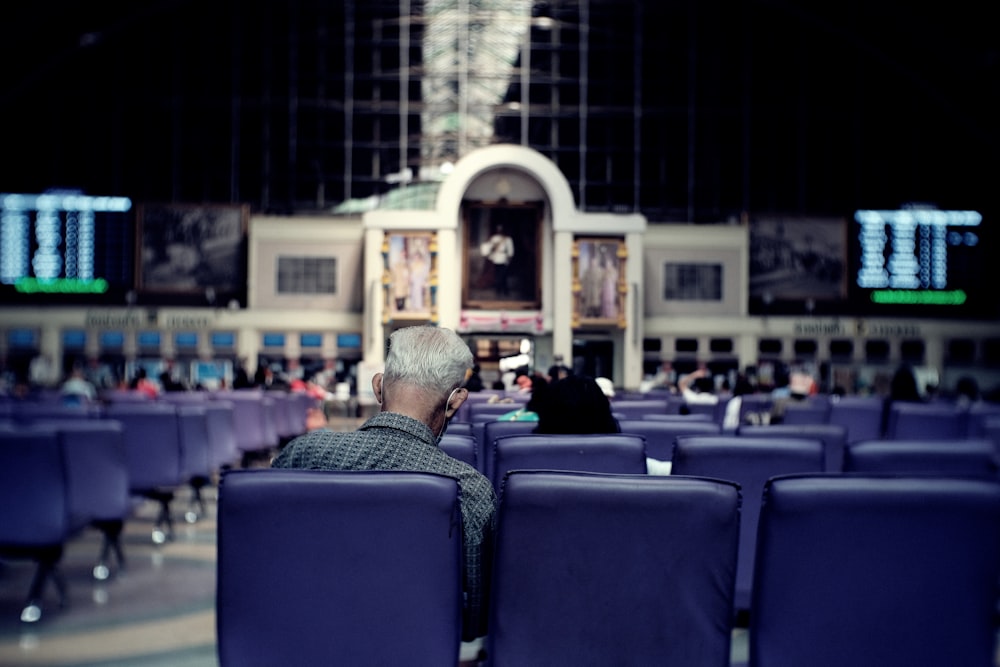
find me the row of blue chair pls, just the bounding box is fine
[452,412,1000,482]
[216,468,1000,667]
[0,422,129,623]
[444,427,999,621]
[609,393,1000,440]
[0,391,316,623]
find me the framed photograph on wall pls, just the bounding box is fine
[136,203,248,296]
[463,203,542,309]
[572,237,627,328]
[382,231,437,322]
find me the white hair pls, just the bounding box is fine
[383,326,472,396]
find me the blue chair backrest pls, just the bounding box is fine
[176,405,212,479]
[844,438,999,478]
[215,390,271,453]
[482,420,538,479]
[828,396,884,444]
[470,402,525,424]
[217,469,463,667]
[608,399,670,420]
[203,400,239,469]
[738,423,848,472]
[0,425,70,546]
[487,471,740,666]
[780,401,831,425]
[444,421,474,437]
[672,434,824,615]
[103,402,184,491]
[9,402,97,424]
[619,419,721,462]
[53,419,129,525]
[439,433,477,470]
[749,475,1000,667]
[491,433,647,496]
[886,402,967,440]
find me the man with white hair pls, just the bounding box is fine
[272,325,496,640]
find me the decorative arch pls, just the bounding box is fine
[435,144,577,225]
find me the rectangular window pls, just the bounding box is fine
[211,331,236,349]
[300,333,323,348]
[137,331,162,348]
[663,262,723,301]
[276,256,337,294]
[174,332,198,348]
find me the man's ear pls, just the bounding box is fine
[372,372,384,405]
[445,387,468,418]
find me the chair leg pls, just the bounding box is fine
[92,519,126,580]
[21,545,66,623]
[185,475,210,523]
[144,490,175,544]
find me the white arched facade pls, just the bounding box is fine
[363,144,647,389]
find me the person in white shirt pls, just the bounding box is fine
[480,223,514,296]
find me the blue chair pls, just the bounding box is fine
[439,433,478,469]
[738,393,774,423]
[487,471,740,666]
[780,400,831,425]
[490,433,647,495]
[738,423,848,472]
[216,469,463,667]
[886,402,968,440]
[828,395,884,444]
[9,402,98,424]
[469,402,525,424]
[0,426,75,622]
[54,419,131,580]
[482,420,538,479]
[103,402,186,543]
[749,475,1000,667]
[203,399,239,470]
[216,390,274,464]
[176,404,213,521]
[671,434,824,619]
[965,403,1000,438]
[607,399,669,419]
[618,418,721,462]
[844,438,999,478]
[642,412,714,423]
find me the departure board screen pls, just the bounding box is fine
[851,207,994,317]
[0,192,134,303]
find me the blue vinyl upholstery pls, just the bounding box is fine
[487,471,740,666]
[490,433,647,495]
[749,475,1000,667]
[216,469,464,667]
[672,434,825,617]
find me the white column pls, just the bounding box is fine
[552,230,574,363]
[622,231,644,389]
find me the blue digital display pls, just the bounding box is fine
[852,207,993,317]
[0,191,134,302]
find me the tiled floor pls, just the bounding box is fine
[0,489,219,666]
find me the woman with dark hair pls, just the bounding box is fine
[534,375,620,435]
[881,363,923,436]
